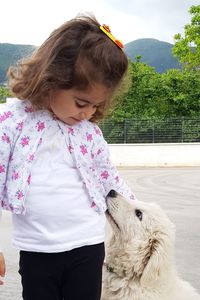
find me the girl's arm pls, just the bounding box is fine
[0,107,13,285]
[0,107,13,209]
[0,253,6,285]
[0,213,6,285]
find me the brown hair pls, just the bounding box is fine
[8,14,128,122]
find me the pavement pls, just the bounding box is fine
[0,167,199,299]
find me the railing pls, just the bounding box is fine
[100,118,200,143]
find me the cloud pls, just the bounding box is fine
[105,0,200,43]
[0,0,199,45]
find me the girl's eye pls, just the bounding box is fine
[75,101,87,108]
[75,101,99,109]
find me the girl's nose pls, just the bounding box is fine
[78,106,96,120]
[79,112,87,120]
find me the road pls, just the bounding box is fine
[0,167,200,299]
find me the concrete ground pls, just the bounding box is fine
[0,167,199,299]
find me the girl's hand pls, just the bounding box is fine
[0,252,6,285]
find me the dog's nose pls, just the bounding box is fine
[107,190,117,198]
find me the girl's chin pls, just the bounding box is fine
[62,117,81,125]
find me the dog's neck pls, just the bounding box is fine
[104,250,141,280]
[104,262,115,274]
[104,262,127,277]
[105,238,140,279]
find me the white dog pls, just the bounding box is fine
[102,192,200,300]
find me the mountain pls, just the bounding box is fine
[0,43,35,85]
[125,38,180,73]
[0,38,180,85]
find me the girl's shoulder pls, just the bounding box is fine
[76,120,103,136]
[0,99,42,138]
[74,120,104,143]
[0,98,49,126]
[0,98,32,122]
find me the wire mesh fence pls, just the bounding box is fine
[99,118,200,144]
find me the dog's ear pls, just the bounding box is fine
[140,235,169,286]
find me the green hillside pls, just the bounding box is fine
[0,39,180,85]
[0,43,35,84]
[125,38,180,73]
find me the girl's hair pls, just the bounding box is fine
[8,14,128,122]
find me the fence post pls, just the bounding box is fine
[124,119,127,144]
[152,121,155,143]
[181,118,184,143]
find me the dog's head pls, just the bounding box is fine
[106,191,175,285]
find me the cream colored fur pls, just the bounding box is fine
[102,195,200,300]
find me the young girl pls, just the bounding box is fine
[0,14,135,300]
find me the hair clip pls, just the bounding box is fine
[100,24,124,49]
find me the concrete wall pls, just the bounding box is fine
[109,143,200,167]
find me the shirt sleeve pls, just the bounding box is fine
[0,107,13,252]
[92,124,136,201]
[0,108,13,209]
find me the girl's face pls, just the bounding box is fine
[49,84,111,125]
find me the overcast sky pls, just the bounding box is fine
[0,0,199,46]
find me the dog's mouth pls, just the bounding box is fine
[106,209,120,230]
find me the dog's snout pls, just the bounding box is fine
[107,197,119,211]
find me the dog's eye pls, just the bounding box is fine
[135,209,143,221]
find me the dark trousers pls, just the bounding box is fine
[19,243,105,300]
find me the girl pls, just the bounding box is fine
[0,14,135,300]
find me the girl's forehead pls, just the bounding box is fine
[75,84,112,103]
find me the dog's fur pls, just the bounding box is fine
[102,194,200,300]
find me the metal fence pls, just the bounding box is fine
[99,118,200,144]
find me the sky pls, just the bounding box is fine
[0,0,199,46]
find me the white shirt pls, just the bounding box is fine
[0,100,135,216]
[12,121,106,252]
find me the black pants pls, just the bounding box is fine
[19,243,105,300]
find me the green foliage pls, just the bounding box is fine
[111,62,159,120]
[173,5,200,70]
[0,87,11,103]
[110,60,200,121]
[161,69,200,117]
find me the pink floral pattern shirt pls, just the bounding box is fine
[0,99,135,215]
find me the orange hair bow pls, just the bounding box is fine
[100,24,124,49]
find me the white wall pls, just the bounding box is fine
[109,143,200,167]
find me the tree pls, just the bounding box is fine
[110,61,172,120]
[0,87,11,103]
[173,5,200,70]
[109,60,200,122]
[161,69,200,117]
